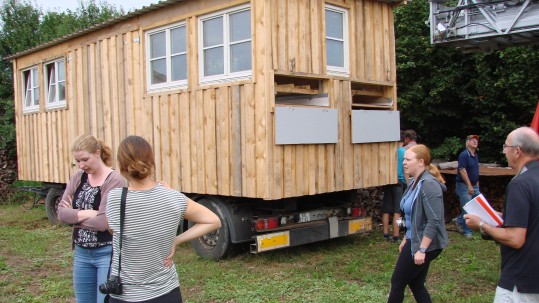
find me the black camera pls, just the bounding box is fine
[99,275,123,295]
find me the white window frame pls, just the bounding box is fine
[325,4,349,76]
[198,4,252,85]
[22,66,40,113]
[45,59,67,110]
[146,22,188,92]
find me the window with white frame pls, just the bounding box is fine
[199,5,251,84]
[325,5,349,75]
[45,59,66,109]
[146,22,187,91]
[22,67,40,113]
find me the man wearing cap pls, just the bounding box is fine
[455,134,480,238]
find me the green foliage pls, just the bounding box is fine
[40,1,124,42]
[72,0,123,29]
[0,1,34,155]
[0,0,41,100]
[395,0,539,163]
[431,136,462,161]
[0,190,34,205]
[0,180,44,205]
[0,99,15,158]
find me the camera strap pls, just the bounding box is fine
[118,187,127,276]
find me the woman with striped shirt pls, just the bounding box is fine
[106,135,221,303]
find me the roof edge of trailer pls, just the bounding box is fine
[7,0,185,60]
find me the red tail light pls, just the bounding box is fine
[351,207,360,217]
[255,219,265,231]
[254,217,279,231]
[267,217,278,229]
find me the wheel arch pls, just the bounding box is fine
[187,194,254,244]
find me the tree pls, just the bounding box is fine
[394,0,539,163]
[0,0,41,156]
[0,0,41,100]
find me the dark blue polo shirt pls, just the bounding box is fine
[499,160,539,293]
[456,148,479,184]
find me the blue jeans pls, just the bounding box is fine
[73,245,112,303]
[455,182,480,236]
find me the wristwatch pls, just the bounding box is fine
[479,221,486,235]
[418,247,427,254]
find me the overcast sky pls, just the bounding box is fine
[33,0,158,13]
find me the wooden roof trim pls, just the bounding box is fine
[8,0,185,60]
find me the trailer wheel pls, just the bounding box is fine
[45,188,64,225]
[189,198,231,260]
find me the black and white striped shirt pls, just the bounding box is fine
[106,184,187,302]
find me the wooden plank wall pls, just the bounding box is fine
[14,0,397,200]
[267,0,398,199]
[14,30,148,185]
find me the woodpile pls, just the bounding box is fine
[357,187,384,220]
[443,175,507,221]
[0,148,17,200]
[358,163,511,225]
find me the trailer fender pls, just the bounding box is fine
[193,196,254,244]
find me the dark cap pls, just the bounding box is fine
[466,135,480,141]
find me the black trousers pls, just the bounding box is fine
[109,287,182,303]
[388,240,442,303]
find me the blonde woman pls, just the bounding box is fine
[388,144,448,303]
[57,134,126,303]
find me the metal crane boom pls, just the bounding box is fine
[430,0,539,52]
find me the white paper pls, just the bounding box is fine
[463,194,504,227]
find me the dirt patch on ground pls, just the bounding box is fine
[0,253,74,302]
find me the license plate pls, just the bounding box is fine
[256,231,290,252]
[349,218,372,234]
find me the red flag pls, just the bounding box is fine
[531,101,539,134]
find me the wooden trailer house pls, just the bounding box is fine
[11,0,402,258]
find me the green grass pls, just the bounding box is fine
[0,203,500,303]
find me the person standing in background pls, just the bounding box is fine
[382,131,406,243]
[403,130,418,150]
[465,127,539,302]
[57,134,127,303]
[455,134,480,238]
[403,130,418,182]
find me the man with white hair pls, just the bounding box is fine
[465,126,539,303]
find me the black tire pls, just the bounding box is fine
[188,197,232,260]
[45,188,64,225]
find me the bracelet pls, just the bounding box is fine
[479,221,486,235]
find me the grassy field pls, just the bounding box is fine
[0,202,501,303]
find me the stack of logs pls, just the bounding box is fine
[0,148,17,201]
[358,161,511,225]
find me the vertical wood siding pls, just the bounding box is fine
[14,0,397,200]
